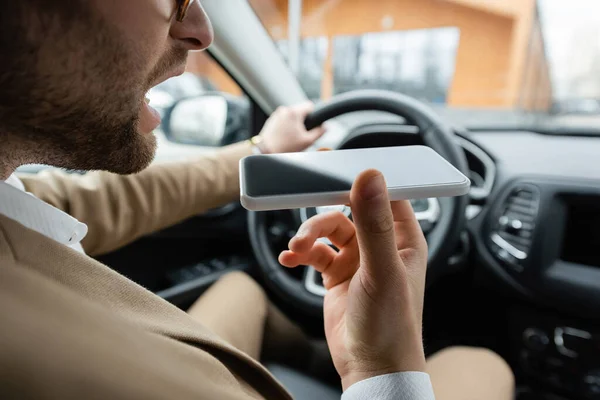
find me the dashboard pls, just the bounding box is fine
[468,131,600,313]
[466,131,600,399]
[315,118,600,397]
[317,113,600,318]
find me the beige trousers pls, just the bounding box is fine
[188,272,515,400]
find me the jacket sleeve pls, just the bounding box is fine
[18,141,253,257]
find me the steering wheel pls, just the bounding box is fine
[248,90,469,316]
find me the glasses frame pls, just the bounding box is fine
[176,0,194,22]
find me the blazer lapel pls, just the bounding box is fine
[0,214,291,400]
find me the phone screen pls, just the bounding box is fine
[243,155,352,197]
[242,146,467,198]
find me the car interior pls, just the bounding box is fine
[22,1,600,399]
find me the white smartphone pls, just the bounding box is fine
[239,145,470,211]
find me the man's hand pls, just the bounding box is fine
[279,170,429,390]
[258,102,326,154]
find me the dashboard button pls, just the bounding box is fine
[555,327,592,358]
[523,328,550,352]
[583,370,600,397]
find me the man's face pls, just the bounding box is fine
[0,0,213,174]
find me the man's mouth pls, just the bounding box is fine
[138,93,162,134]
[137,65,186,134]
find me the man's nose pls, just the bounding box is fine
[170,2,214,51]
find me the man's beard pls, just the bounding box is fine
[0,2,186,174]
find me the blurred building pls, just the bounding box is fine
[189,0,552,111]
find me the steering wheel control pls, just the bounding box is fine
[489,184,540,272]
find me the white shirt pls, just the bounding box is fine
[1,174,88,253]
[342,372,435,400]
[0,174,435,400]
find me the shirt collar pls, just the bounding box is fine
[5,173,26,191]
[0,174,88,246]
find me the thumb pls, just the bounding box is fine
[293,101,315,119]
[306,126,326,142]
[349,170,399,279]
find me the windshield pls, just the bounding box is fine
[249,0,600,131]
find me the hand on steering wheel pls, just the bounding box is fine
[258,102,326,154]
[279,170,428,390]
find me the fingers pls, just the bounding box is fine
[273,101,314,121]
[390,201,427,251]
[291,101,315,119]
[349,170,401,279]
[289,211,356,252]
[276,102,325,147]
[296,102,325,144]
[280,240,359,290]
[279,241,336,269]
[280,211,360,289]
[306,126,326,142]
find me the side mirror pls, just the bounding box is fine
[163,95,228,147]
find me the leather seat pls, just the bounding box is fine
[266,363,342,400]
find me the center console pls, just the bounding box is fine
[560,198,600,269]
[483,178,600,399]
[510,307,600,399]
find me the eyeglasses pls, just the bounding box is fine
[175,0,195,22]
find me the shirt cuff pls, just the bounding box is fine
[341,372,435,400]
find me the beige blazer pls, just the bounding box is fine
[0,142,291,399]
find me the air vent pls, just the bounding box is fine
[456,137,496,201]
[489,185,540,272]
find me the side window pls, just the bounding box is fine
[151,52,250,156]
